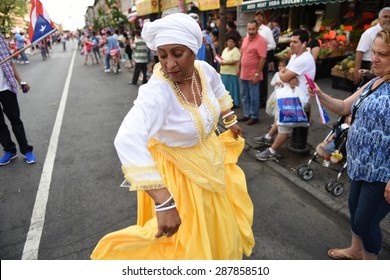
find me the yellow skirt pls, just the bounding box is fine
[90,130,254,259]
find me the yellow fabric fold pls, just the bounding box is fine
[90,131,254,260]
[148,132,225,193]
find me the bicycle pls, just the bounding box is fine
[109,47,121,74]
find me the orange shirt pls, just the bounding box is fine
[239,33,267,81]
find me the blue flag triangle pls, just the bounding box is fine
[31,15,55,44]
[321,105,330,124]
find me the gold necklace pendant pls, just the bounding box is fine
[173,76,226,166]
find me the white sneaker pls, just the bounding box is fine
[25,61,30,64]
[118,68,122,72]
[104,69,110,73]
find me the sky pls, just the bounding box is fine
[40,0,95,30]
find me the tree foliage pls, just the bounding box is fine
[0,0,28,34]
[92,0,128,31]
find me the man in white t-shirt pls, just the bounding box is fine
[354,7,390,85]
[255,29,316,161]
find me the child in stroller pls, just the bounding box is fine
[316,115,351,167]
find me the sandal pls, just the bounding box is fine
[327,248,362,260]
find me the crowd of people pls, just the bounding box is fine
[90,8,389,261]
[1,7,389,261]
[76,28,158,85]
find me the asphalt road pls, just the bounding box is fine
[1,41,389,260]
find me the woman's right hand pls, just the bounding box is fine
[146,188,181,238]
[155,208,181,238]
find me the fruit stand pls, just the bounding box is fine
[274,25,361,82]
[330,55,356,92]
[315,26,357,79]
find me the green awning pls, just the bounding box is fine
[241,0,345,12]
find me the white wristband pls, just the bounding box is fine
[225,120,238,129]
[155,204,176,212]
[222,111,235,119]
[155,195,173,209]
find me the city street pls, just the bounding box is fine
[1,41,389,260]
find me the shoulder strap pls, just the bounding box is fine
[351,78,378,124]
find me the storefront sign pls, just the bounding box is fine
[241,0,344,12]
[160,0,179,11]
[227,0,243,8]
[197,0,220,11]
[136,0,159,16]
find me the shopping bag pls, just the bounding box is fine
[266,90,277,116]
[276,84,309,127]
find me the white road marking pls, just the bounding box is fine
[22,47,77,260]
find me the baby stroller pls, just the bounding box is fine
[296,115,349,197]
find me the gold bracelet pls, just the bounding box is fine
[223,115,237,125]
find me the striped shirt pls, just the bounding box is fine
[0,34,18,94]
[132,37,148,63]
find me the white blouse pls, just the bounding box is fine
[114,60,232,189]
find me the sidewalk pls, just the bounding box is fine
[222,75,390,249]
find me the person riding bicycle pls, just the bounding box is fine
[103,30,120,73]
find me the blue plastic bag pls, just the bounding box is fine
[276,84,309,127]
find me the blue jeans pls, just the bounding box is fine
[348,179,390,255]
[105,54,111,70]
[18,49,28,62]
[240,79,260,119]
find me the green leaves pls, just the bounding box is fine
[0,0,28,34]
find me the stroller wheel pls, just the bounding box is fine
[301,168,314,181]
[325,179,337,192]
[332,183,345,197]
[297,164,308,176]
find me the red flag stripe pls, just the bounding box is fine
[35,0,43,17]
[28,0,54,42]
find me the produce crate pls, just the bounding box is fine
[331,69,356,92]
[316,56,346,79]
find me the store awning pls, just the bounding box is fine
[241,0,346,12]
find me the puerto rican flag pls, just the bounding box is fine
[28,0,56,44]
[315,94,330,124]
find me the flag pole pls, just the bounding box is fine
[0,44,32,66]
[0,28,56,66]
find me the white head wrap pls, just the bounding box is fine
[142,13,202,55]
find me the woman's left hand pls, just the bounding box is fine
[385,181,390,204]
[229,123,242,140]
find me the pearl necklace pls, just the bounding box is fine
[174,72,226,166]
